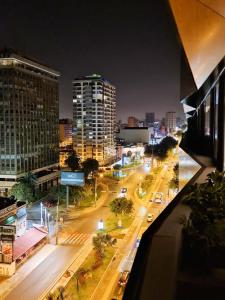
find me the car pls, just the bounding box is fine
[154,192,163,204]
[121,187,127,194]
[147,213,153,222]
[118,271,130,287]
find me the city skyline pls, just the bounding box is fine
[0,1,183,121]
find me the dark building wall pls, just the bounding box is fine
[181,56,225,171]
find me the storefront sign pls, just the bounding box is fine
[0,204,17,218]
[0,225,16,236]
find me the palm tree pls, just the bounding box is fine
[19,172,37,188]
[75,268,91,292]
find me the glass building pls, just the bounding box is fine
[0,48,60,194]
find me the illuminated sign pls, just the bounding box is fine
[1,241,13,264]
[61,172,85,186]
[0,225,16,236]
[0,204,17,218]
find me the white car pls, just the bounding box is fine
[154,192,163,204]
[147,213,153,222]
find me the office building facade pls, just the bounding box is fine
[72,74,116,164]
[0,48,60,194]
[165,111,176,133]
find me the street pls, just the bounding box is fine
[1,153,182,300]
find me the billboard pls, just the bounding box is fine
[61,171,85,186]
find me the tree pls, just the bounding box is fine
[113,164,122,170]
[127,150,132,157]
[82,158,99,178]
[65,151,80,172]
[11,182,34,203]
[169,176,179,191]
[92,233,117,269]
[18,171,37,196]
[19,171,37,187]
[75,268,91,292]
[113,164,122,178]
[109,197,134,226]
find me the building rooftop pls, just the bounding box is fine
[0,47,60,77]
[73,73,114,86]
[0,197,16,210]
[124,127,149,130]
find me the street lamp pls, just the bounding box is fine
[55,193,60,245]
[97,219,104,230]
[40,202,43,226]
[47,213,50,233]
[44,207,47,227]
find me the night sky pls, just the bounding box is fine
[0,0,183,122]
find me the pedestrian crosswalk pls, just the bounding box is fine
[62,232,90,246]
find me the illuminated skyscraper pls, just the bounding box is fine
[72,74,116,164]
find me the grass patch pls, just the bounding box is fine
[104,214,134,235]
[64,247,115,300]
[121,161,141,169]
[79,196,94,208]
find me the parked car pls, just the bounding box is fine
[118,271,130,287]
[154,192,163,204]
[147,213,153,222]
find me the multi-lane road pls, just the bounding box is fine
[4,165,151,300]
[3,156,179,300]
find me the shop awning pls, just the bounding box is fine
[13,227,47,260]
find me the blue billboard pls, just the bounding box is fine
[61,172,85,186]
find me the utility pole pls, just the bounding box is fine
[151,134,154,168]
[55,192,59,245]
[66,185,69,210]
[94,174,97,207]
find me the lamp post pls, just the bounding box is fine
[94,175,97,207]
[55,193,59,245]
[40,202,43,226]
[47,213,50,233]
[44,207,47,227]
[97,219,104,230]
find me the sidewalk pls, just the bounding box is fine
[0,244,56,300]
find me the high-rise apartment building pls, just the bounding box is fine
[165,111,176,133]
[145,112,155,127]
[127,116,139,127]
[0,48,60,194]
[72,74,116,164]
